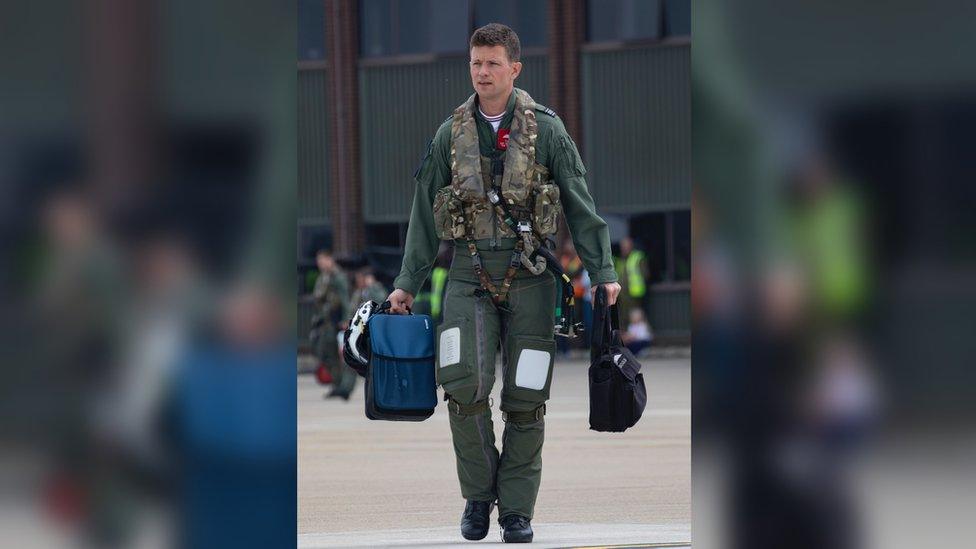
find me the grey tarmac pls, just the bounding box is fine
[298,356,690,548]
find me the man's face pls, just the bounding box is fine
[470,45,521,103]
[317,255,334,272]
[620,238,633,256]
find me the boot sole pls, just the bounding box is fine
[500,531,533,543]
[461,529,489,541]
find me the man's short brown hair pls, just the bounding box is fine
[470,23,521,63]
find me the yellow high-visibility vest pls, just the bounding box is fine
[626,251,647,298]
[431,267,449,319]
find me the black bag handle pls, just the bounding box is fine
[590,286,621,361]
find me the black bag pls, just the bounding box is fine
[588,286,647,432]
[363,307,438,421]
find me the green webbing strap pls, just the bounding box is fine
[502,404,546,424]
[448,397,491,416]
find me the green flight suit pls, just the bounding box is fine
[312,269,350,377]
[393,90,616,520]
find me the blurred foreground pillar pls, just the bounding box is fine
[325,0,364,256]
[548,0,584,244]
[85,0,157,215]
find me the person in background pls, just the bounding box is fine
[614,236,651,328]
[558,240,585,355]
[621,307,653,356]
[330,267,388,401]
[310,250,350,396]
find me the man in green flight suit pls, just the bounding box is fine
[311,249,352,399]
[386,24,620,543]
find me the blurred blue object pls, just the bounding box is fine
[176,343,296,549]
[177,344,296,463]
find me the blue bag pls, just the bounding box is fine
[364,307,437,421]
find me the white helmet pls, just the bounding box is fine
[342,300,379,375]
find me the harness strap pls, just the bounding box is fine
[502,404,546,424]
[448,397,491,416]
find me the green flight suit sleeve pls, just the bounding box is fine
[547,124,618,285]
[334,271,352,321]
[392,121,452,296]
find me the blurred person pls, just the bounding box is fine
[309,249,350,393]
[429,242,453,323]
[348,267,389,311]
[174,282,295,549]
[384,23,620,543]
[614,236,651,328]
[789,156,870,327]
[34,188,132,546]
[101,232,210,472]
[557,240,585,355]
[330,267,389,401]
[621,307,654,356]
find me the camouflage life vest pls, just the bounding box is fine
[432,88,562,304]
[433,88,561,243]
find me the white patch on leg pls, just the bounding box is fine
[439,327,461,368]
[515,349,551,390]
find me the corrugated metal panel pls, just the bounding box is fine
[360,55,549,222]
[648,288,691,337]
[298,68,331,222]
[582,44,690,213]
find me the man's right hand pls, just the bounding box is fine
[387,288,414,314]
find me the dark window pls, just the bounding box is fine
[630,212,667,284]
[298,0,326,60]
[587,0,662,43]
[629,209,690,284]
[474,0,548,50]
[673,210,690,281]
[365,222,407,248]
[361,0,469,57]
[427,0,471,54]
[664,0,690,37]
[361,0,394,57]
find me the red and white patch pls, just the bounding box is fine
[497,128,510,150]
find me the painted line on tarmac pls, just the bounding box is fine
[553,541,691,549]
[298,522,690,548]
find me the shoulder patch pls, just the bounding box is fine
[534,104,557,118]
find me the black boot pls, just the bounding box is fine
[499,514,533,543]
[460,500,494,540]
[326,389,350,401]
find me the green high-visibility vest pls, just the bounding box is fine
[626,251,647,298]
[431,266,449,319]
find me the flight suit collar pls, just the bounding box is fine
[475,90,516,131]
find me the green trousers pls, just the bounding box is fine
[436,242,556,520]
[315,322,357,396]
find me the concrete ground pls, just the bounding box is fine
[298,356,690,548]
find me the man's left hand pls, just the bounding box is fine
[592,282,622,305]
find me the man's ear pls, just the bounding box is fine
[512,61,522,79]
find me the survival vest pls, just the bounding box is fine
[432,88,562,305]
